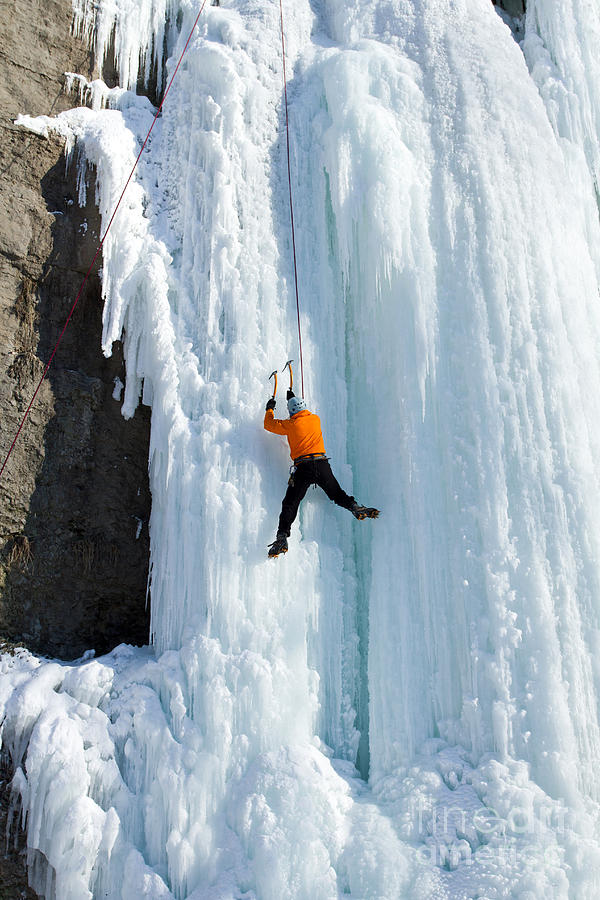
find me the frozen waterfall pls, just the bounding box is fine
[4,0,600,896]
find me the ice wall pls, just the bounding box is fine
[3,0,600,897]
[305,2,600,892]
[524,0,600,198]
[325,0,600,779]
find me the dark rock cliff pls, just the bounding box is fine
[493,0,526,16]
[0,0,152,660]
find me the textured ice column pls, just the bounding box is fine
[313,0,600,810]
[72,0,178,91]
[524,0,600,194]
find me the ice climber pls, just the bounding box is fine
[264,390,379,558]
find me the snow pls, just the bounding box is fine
[4,0,600,897]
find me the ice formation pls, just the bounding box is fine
[4,0,600,896]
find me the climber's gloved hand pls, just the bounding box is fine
[266,398,276,411]
[287,390,295,401]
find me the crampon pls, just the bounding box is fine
[352,505,380,520]
[268,535,288,558]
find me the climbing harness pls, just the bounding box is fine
[0,1,208,482]
[279,0,305,398]
[294,453,327,464]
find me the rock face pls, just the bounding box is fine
[0,0,151,660]
[493,0,525,16]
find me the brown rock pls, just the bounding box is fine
[0,5,152,658]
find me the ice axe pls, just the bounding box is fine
[269,369,278,398]
[283,359,294,393]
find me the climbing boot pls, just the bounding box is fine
[351,503,380,520]
[268,533,288,558]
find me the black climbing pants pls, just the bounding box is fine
[277,458,355,537]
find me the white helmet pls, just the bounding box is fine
[288,396,306,416]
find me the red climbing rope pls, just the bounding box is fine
[0,1,208,482]
[279,0,305,399]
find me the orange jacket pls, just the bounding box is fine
[264,408,326,460]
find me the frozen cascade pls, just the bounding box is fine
[3,0,600,897]
[523,0,600,201]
